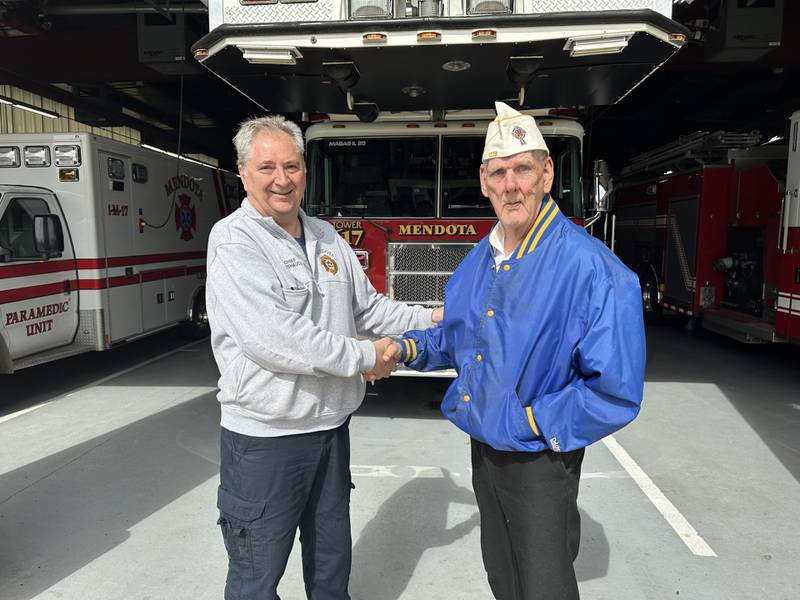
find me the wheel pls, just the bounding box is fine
[182,289,210,340]
[638,268,663,324]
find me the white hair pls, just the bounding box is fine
[233,115,304,169]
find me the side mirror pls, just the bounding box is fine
[33,214,64,259]
[592,159,613,213]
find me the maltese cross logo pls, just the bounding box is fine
[175,194,197,241]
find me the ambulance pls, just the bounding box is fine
[0,133,239,373]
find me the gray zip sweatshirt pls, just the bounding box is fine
[206,200,434,437]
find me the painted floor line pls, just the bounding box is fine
[603,434,717,557]
[0,401,53,424]
[0,339,206,425]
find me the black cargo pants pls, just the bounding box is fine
[217,421,353,600]
[471,439,584,600]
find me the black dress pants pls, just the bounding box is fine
[471,438,584,600]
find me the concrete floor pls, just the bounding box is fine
[1,322,799,599]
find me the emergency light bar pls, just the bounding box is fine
[350,0,392,19]
[467,0,512,14]
[24,146,51,167]
[54,145,81,167]
[0,146,20,168]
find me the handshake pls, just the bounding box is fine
[362,337,403,383]
[360,307,442,383]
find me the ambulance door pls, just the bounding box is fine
[99,152,143,341]
[0,189,79,359]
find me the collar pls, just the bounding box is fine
[241,200,321,242]
[488,222,513,263]
[511,195,561,260]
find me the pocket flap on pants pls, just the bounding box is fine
[217,486,267,522]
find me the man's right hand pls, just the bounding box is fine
[362,337,401,382]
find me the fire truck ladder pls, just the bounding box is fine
[620,130,763,178]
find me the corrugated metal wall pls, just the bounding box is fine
[0,85,218,166]
[0,85,142,145]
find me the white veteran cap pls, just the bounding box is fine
[482,101,549,162]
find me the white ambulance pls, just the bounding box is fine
[0,133,239,373]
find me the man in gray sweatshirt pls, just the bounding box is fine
[206,114,440,600]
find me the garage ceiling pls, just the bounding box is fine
[1,0,798,172]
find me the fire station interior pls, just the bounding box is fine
[2,2,800,600]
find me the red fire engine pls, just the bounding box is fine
[605,110,800,344]
[302,110,585,307]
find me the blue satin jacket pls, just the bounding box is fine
[400,197,646,452]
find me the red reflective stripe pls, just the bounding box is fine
[141,267,186,283]
[186,265,205,275]
[78,279,109,290]
[105,251,205,268]
[76,258,107,269]
[0,259,77,279]
[0,281,74,303]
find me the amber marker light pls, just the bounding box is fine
[363,32,387,44]
[417,31,442,42]
[472,29,497,40]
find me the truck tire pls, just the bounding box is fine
[638,266,663,325]
[182,288,210,340]
[0,334,13,374]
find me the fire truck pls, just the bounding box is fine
[192,1,687,121]
[303,109,584,307]
[0,133,239,373]
[603,110,800,344]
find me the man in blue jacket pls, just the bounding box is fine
[387,102,646,599]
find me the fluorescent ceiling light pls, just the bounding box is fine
[0,95,59,119]
[140,143,214,168]
[565,35,631,57]
[238,45,302,65]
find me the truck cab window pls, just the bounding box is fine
[306,137,436,217]
[441,137,492,217]
[0,197,50,260]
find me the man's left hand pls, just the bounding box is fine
[432,306,444,325]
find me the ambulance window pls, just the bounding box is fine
[107,157,126,180]
[441,137,492,217]
[305,137,436,217]
[0,197,50,260]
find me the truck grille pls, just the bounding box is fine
[387,242,474,305]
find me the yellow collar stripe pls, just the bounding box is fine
[409,338,418,362]
[515,198,554,259]
[402,338,411,363]
[527,202,559,255]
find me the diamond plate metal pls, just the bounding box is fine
[530,0,670,14]
[75,309,104,349]
[221,0,668,24]
[226,1,335,24]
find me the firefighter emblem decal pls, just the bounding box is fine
[320,255,338,275]
[511,125,527,146]
[175,194,197,241]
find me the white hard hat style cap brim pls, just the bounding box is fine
[482,101,549,162]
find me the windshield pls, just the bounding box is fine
[305,134,582,218]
